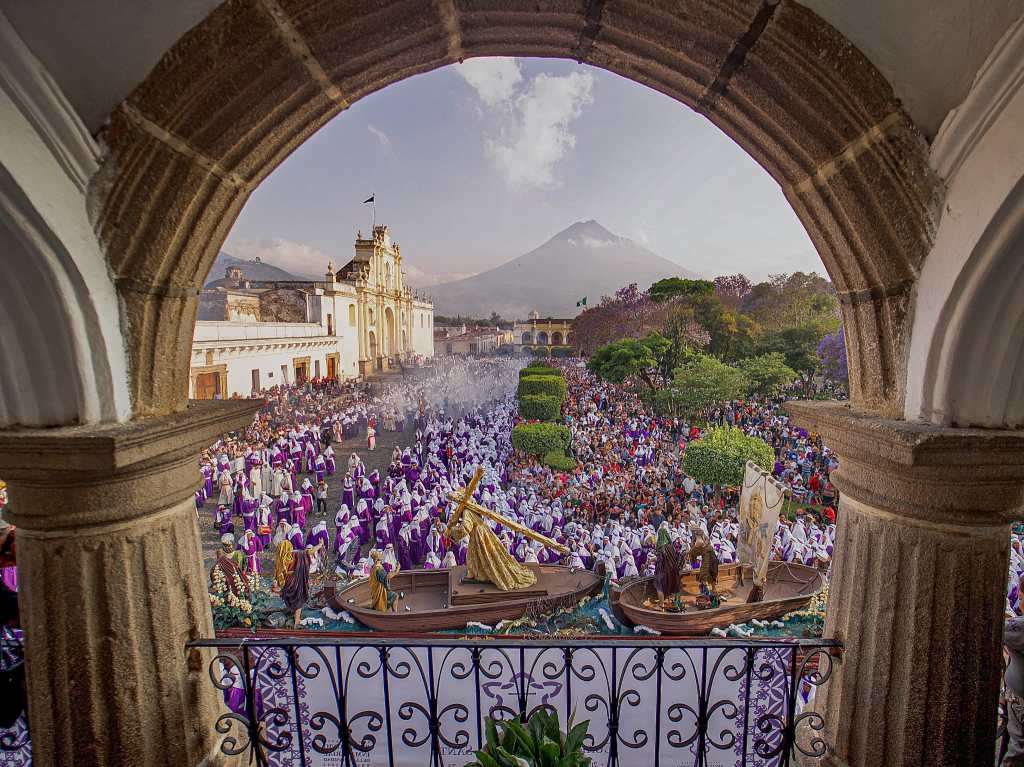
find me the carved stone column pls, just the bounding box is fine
[0,400,260,767]
[786,401,1024,767]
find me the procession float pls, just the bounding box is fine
[609,560,823,636]
[329,467,603,631]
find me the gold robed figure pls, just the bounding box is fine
[368,550,399,612]
[446,467,568,592]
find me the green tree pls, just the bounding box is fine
[649,277,715,303]
[664,353,748,418]
[737,352,798,396]
[681,427,774,487]
[755,324,826,380]
[587,333,671,391]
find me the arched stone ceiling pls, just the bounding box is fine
[5,0,1021,141]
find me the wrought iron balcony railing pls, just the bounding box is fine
[189,635,840,767]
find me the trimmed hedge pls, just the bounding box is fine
[681,427,774,487]
[520,365,560,376]
[512,423,571,456]
[527,360,552,368]
[542,450,577,471]
[519,366,560,379]
[517,375,568,399]
[519,394,562,422]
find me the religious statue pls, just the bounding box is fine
[210,533,250,599]
[368,549,399,612]
[688,533,721,608]
[445,467,569,592]
[652,525,681,608]
[274,539,322,628]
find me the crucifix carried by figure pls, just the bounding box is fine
[446,467,570,592]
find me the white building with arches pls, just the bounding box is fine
[188,224,433,396]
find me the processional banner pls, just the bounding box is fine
[737,460,786,589]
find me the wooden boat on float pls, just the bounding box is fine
[609,560,823,636]
[328,563,604,632]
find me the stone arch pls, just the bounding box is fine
[384,306,396,356]
[0,166,128,427]
[905,16,1024,428]
[536,331,549,345]
[90,1,940,419]
[521,332,533,345]
[551,331,563,346]
[368,330,378,362]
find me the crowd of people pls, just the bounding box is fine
[195,355,1024,634]
[198,357,844,600]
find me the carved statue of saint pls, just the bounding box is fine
[369,549,398,611]
[653,525,681,608]
[688,533,721,606]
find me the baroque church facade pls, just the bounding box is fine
[190,225,433,398]
[331,224,434,376]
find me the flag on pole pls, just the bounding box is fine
[576,296,587,307]
[362,194,375,204]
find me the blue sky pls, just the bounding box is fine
[225,57,821,286]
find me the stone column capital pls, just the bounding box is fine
[0,399,261,533]
[785,400,1024,527]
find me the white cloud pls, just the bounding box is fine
[485,71,594,191]
[225,237,473,288]
[403,262,477,288]
[367,124,391,148]
[457,59,594,191]
[455,58,523,108]
[224,238,333,278]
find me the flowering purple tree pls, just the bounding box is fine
[817,327,848,383]
[571,284,705,356]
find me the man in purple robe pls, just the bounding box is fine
[216,505,233,536]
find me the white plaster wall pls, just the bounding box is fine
[905,14,1024,427]
[411,305,434,358]
[0,13,131,426]
[322,293,360,376]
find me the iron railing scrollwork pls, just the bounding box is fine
[191,635,840,767]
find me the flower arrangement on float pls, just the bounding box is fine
[208,570,271,631]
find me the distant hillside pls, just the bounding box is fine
[425,220,699,318]
[205,251,309,286]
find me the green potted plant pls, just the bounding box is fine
[469,708,591,767]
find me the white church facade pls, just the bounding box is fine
[189,225,433,398]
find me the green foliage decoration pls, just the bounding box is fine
[519,394,563,422]
[542,450,577,471]
[518,375,568,399]
[468,708,592,767]
[682,426,774,487]
[512,423,571,456]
